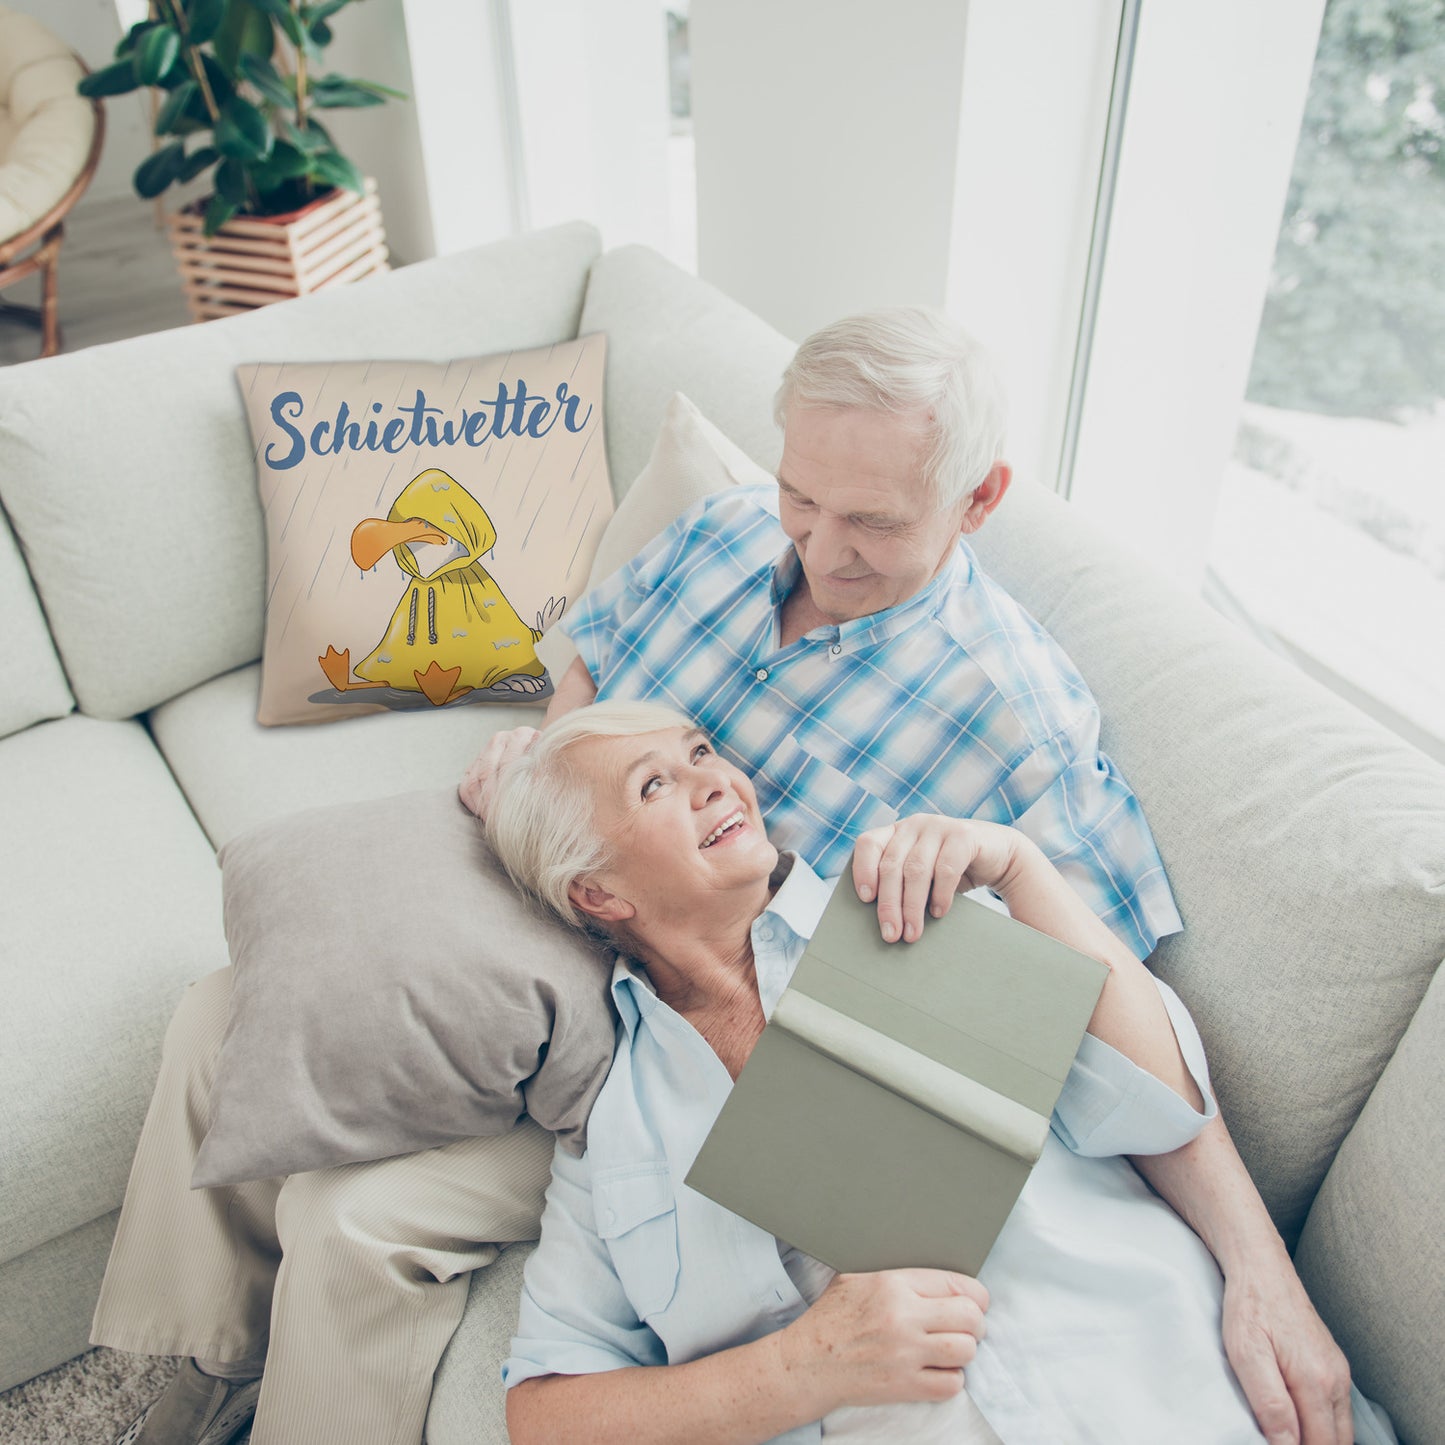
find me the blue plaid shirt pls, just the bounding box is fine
[564,485,1181,959]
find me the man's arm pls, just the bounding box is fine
[1131,1120,1353,1445]
[458,657,598,819]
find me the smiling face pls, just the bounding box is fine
[776,405,981,623]
[564,726,779,931]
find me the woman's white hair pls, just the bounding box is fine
[774,307,1007,510]
[486,700,696,931]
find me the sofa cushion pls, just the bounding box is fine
[0,504,71,739]
[968,479,1445,1243]
[0,221,602,722]
[0,715,227,1267]
[1295,958,1445,1445]
[149,662,539,849]
[236,337,611,725]
[580,245,794,496]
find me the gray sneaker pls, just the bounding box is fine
[113,1359,262,1445]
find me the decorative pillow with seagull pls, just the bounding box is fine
[237,336,611,725]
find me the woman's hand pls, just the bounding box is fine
[458,726,540,821]
[779,1269,989,1411]
[852,815,1029,943]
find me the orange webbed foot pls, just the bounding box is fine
[414,661,472,706]
[320,645,387,691]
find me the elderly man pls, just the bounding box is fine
[462,309,1353,1445]
[95,310,1350,1445]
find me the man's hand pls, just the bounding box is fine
[1221,1262,1353,1445]
[851,815,1025,943]
[458,726,540,822]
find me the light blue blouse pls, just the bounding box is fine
[504,858,1271,1443]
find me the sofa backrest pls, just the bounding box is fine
[0,221,602,721]
[0,502,72,738]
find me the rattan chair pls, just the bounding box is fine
[0,7,104,359]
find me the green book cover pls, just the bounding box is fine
[684,887,1109,1276]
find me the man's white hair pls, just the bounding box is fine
[774,307,1008,510]
[487,700,696,931]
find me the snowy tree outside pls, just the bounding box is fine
[1210,0,1445,756]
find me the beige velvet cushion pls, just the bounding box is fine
[535,392,767,677]
[193,789,617,1187]
[0,9,92,240]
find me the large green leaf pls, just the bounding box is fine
[302,0,352,23]
[308,74,384,108]
[308,19,332,47]
[281,115,332,154]
[215,95,274,160]
[309,148,363,195]
[79,60,141,98]
[203,193,239,236]
[114,20,156,59]
[178,145,220,182]
[199,53,236,107]
[239,53,295,108]
[133,142,185,199]
[154,79,199,135]
[214,0,275,76]
[248,0,306,45]
[215,156,250,205]
[186,0,227,47]
[134,25,181,85]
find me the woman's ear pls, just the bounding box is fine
[567,879,635,924]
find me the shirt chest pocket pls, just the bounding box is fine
[757,731,898,868]
[593,1164,681,1322]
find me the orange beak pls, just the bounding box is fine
[350,517,451,572]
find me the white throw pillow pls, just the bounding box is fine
[535,392,775,676]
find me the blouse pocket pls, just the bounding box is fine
[593,1162,681,1321]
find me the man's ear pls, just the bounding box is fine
[567,879,635,924]
[958,462,1012,536]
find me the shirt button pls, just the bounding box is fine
[756,924,773,943]
[755,668,769,681]
[830,644,842,655]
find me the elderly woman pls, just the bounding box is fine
[483,699,1311,1445]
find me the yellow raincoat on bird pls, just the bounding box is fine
[331,468,546,706]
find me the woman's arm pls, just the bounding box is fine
[851,815,1203,1109]
[509,1269,987,1445]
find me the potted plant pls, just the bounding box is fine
[79,0,404,319]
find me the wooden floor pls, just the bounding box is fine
[0,194,193,366]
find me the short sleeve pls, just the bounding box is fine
[997,708,1183,961]
[1051,977,1217,1158]
[562,496,714,687]
[503,1140,666,1389]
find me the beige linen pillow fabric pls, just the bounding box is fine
[238,336,611,725]
[193,789,617,1187]
[535,391,772,676]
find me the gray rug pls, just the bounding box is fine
[0,1350,222,1445]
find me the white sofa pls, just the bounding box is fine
[0,222,1441,1444]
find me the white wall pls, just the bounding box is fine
[689,0,972,342]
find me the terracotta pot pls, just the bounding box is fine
[164,179,389,321]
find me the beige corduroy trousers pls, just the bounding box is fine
[90,968,554,1445]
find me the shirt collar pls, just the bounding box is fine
[767,542,973,651]
[609,852,835,1037]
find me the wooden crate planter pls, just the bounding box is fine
[166,179,389,322]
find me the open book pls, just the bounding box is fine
[685,885,1109,1275]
